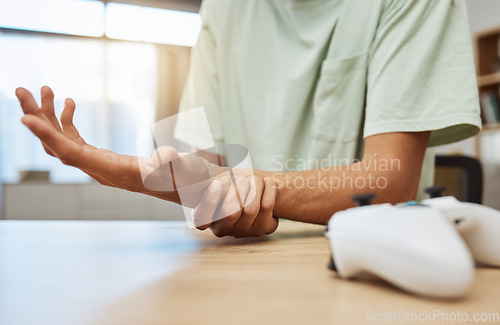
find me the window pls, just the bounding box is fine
[0,0,105,37]
[106,3,202,47]
[0,0,201,46]
[0,32,157,183]
[0,0,201,183]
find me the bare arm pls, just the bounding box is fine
[16,86,429,235]
[256,132,430,224]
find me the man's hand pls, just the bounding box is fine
[16,86,279,237]
[15,86,211,200]
[193,175,279,238]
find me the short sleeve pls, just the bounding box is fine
[364,0,481,147]
[174,0,224,147]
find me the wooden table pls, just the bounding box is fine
[0,221,499,325]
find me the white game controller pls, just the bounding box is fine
[422,186,500,267]
[324,189,500,299]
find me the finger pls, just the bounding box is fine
[60,98,92,146]
[15,87,41,115]
[192,179,223,230]
[210,175,250,237]
[23,96,111,185]
[21,114,83,165]
[17,87,63,156]
[232,176,263,237]
[252,178,279,235]
[22,114,109,172]
[40,86,62,132]
[22,114,149,192]
[16,87,58,130]
[20,115,55,157]
[217,172,233,198]
[219,175,249,221]
[58,96,111,185]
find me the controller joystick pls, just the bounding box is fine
[351,193,376,206]
[327,259,337,271]
[424,185,447,198]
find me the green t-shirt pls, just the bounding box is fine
[174,0,481,200]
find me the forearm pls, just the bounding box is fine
[140,133,429,221]
[256,156,422,225]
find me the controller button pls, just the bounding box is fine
[327,258,337,271]
[351,193,375,206]
[424,185,447,198]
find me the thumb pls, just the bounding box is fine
[21,114,54,140]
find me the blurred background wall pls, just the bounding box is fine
[466,0,500,33]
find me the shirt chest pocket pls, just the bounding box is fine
[312,52,369,143]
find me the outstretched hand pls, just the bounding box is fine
[15,86,208,201]
[16,86,279,237]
